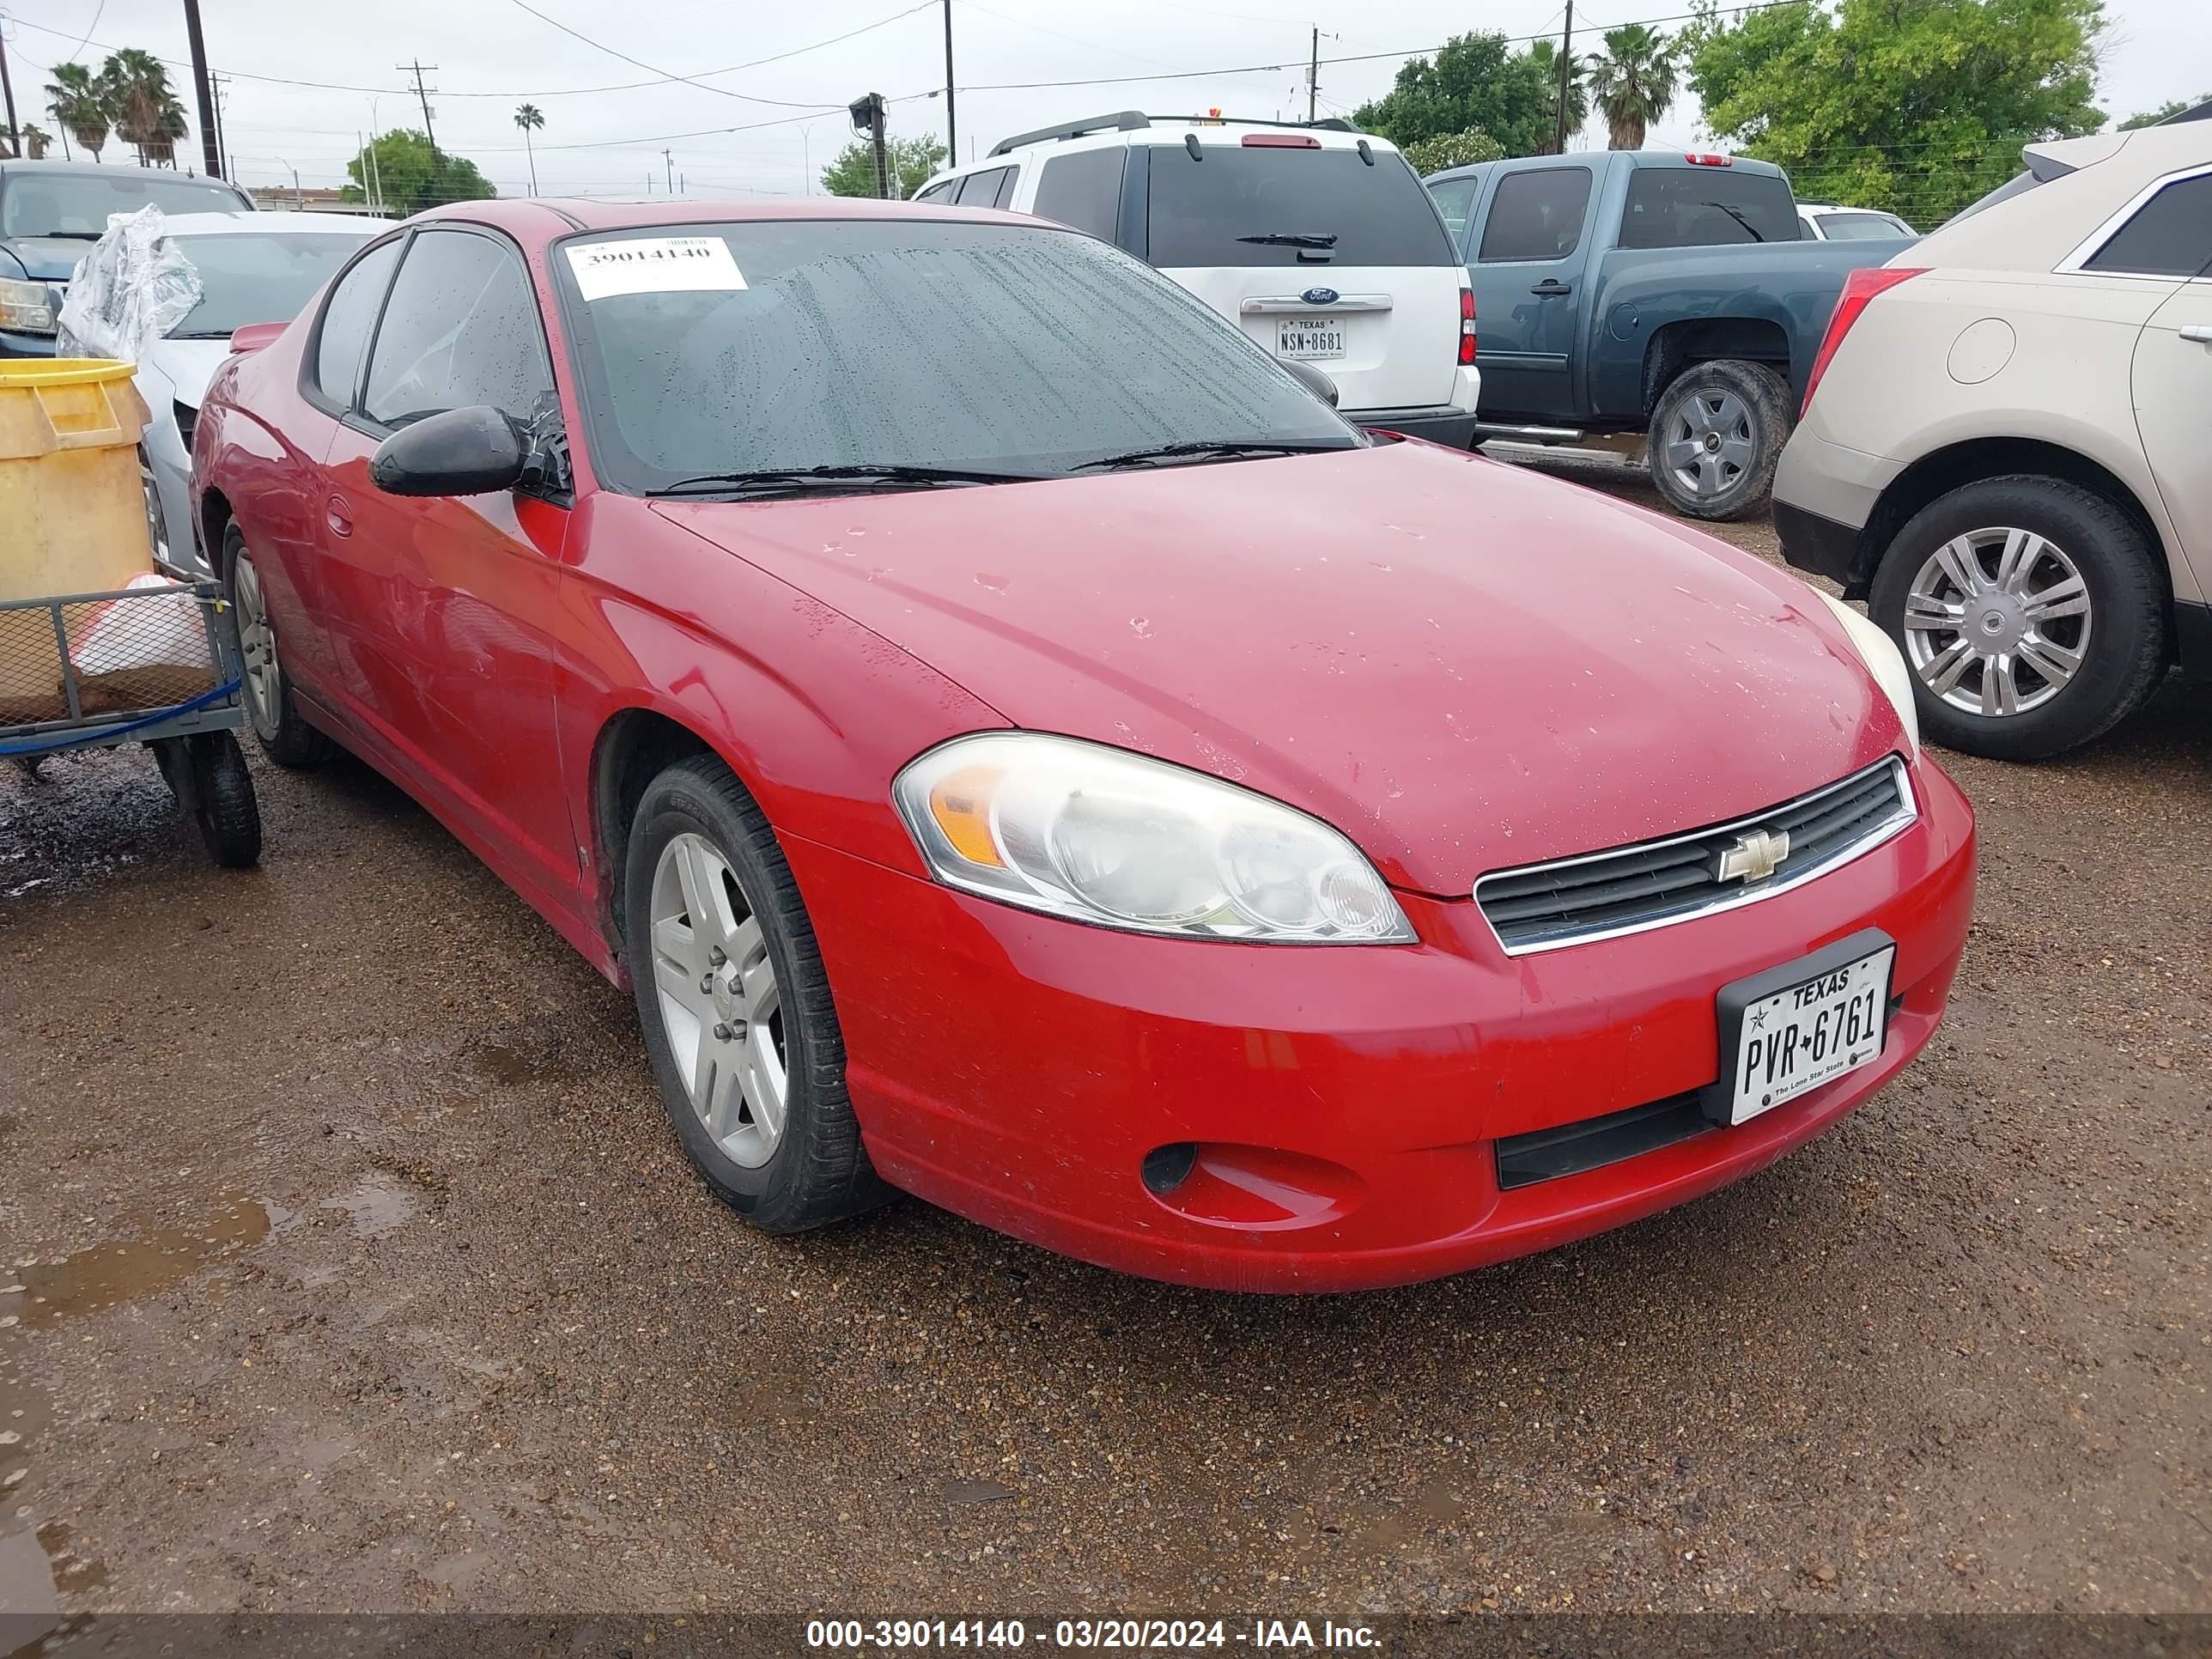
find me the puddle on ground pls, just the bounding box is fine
[317,1177,417,1239]
[33,1524,106,1595]
[15,1200,270,1330]
[471,1043,542,1085]
[0,1115,17,1146]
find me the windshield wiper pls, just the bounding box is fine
[1702,202,1766,243]
[649,462,1047,498]
[169,329,237,339]
[27,229,101,241]
[1236,232,1338,249]
[1070,438,1348,472]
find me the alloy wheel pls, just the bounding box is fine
[1662,388,1756,499]
[231,551,284,742]
[1901,526,2092,718]
[647,831,789,1169]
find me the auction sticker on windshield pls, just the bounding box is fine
[565,237,745,301]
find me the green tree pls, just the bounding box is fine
[1526,40,1589,150]
[2118,94,2209,129]
[514,103,545,195]
[1588,24,1679,149]
[821,133,945,198]
[1401,127,1508,174]
[340,129,497,216]
[1352,33,1559,158]
[1684,0,2106,225]
[100,49,186,167]
[43,62,109,161]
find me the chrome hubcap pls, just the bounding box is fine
[232,552,283,741]
[1662,388,1755,497]
[648,833,787,1168]
[1902,526,2091,718]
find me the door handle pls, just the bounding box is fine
[2180,325,2212,344]
[325,497,354,538]
[1530,278,1572,297]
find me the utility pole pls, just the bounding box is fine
[182,0,224,178]
[663,148,674,193]
[1553,0,1575,155]
[1307,26,1318,124]
[210,76,229,179]
[0,21,20,161]
[401,61,441,204]
[941,0,957,164]
[850,92,889,199]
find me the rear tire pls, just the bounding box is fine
[222,522,331,769]
[190,732,263,868]
[1868,475,2167,761]
[1648,359,1791,522]
[622,753,890,1234]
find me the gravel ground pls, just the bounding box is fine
[0,461,2206,1620]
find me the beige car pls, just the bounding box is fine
[1774,114,2211,760]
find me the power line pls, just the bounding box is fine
[500,0,856,107]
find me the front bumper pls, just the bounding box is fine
[1354,404,1481,449]
[785,757,1978,1292]
[0,326,59,359]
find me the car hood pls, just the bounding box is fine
[0,236,93,283]
[654,442,1906,896]
[143,338,229,409]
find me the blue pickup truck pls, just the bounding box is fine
[1423,150,1912,520]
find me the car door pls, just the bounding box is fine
[319,224,582,908]
[1465,163,1597,422]
[2116,169,2212,608]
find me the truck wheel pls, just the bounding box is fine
[222,523,331,769]
[1868,475,2167,761]
[1648,360,1790,522]
[622,752,892,1234]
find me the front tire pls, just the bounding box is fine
[1648,359,1790,522]
[222,523,331,769]
[1869,475,2167,761]
[622,753,890,1233]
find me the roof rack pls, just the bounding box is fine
[988,111,1360,156]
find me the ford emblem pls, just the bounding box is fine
[1301,286,1339,306]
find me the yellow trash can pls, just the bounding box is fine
[0,359,157,724]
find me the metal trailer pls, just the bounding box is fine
[0,577,262,867]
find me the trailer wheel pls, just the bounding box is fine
[191,732,264,868]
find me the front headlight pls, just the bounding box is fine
[1815,588,1920,757]
[893,732,1416,944]
[0,276,57,335]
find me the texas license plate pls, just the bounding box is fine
[1276,318,1345,359]
[1711,931,1895,1127]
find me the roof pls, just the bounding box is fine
[161,210,392,235]
[413,196,1042,238]
[0,158,247,190]
[1423,150,1789,185]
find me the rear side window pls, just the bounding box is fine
[1618,167,1802,247]
[311,237,402,407]
[1426,176,1479,246]
[362,230,553,428]
[1477,167,1593,262]
[1147,146,1456,268]
[956,167,1012,207]
[2083,172,2212,276]
[1032,149,1125,240]
[913,180,957,204]
[1817,210,1911,240]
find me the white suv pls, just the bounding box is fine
[1775,115,2212,759]
[915,112,1480,444]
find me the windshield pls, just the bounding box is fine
[0,173,249,240]
[1617,167,1803,247]
[166,232,371,337]
[553,219,1360,494]
[1816,210,1911,240]
[1146,145,1456,268]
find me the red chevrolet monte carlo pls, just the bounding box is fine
[191,197,1975,1292]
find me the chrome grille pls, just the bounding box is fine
[1474,757,1916,954]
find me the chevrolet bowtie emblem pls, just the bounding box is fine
[1718,828,1790,884]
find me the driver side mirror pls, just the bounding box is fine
[1279,356,1340,407]
[369,404,528,497]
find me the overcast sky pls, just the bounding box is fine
[1,0,2204,200]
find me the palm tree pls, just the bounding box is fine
[1527,40,1589,153]
[44,62,109,161]
[514,103,544,195]
[101,49,183,167]
[1588,24,1678,151]
[21,125,55,161]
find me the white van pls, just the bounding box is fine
[915,112,1481,445]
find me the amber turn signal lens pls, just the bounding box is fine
[928,765,1005,867]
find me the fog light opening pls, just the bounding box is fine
[1140,1141,1199,1196]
